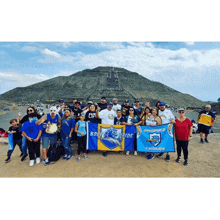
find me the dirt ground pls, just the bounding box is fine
[0,133,219,178]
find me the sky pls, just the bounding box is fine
[0,41,219,102]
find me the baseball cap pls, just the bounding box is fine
[80,112,86,116]
[124,99,129,103]
[59,99,65,103]
[112,98,118,101]
[135,100,140,103]
[107,102,113,107]
[178,107,185,111]
[205,104,211,109]
[159,102,166,106]
[87,101,93,104]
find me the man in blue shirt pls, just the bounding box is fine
[197,104,215,143]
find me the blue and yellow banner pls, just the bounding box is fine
[136,123,175,153]
[87,123,135,151]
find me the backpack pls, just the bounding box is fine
[47,143,65,162]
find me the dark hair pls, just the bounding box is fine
[145,107,152,113]
[26,106,37,115]
[65,104,71,108]
[155,101,161,108]
[10,119,17,124]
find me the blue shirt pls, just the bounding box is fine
[76,120,86,137]
[21,119,43,139]
[42,113,59,137]
[61,117,75,136]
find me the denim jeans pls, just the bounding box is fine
[22,136,28,157]
[62,135,72,156]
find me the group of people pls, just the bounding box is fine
[4,96,215,167]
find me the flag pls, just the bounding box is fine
[87,123,135,151]
[136,123,175,153]
[8,133,13,150]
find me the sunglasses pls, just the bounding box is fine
[179,111,184,113]
[129,109,134,111]
[27,109,33,112]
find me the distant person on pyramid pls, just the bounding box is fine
[197,104,215,143]
[121,99,131,117]
[112,98,121,112]
[157,102,175,162]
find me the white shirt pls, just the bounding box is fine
[99,109,117,125]
[112,104,121,112]
[159,109,175,124]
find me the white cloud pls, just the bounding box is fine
[21,46,37,52]
[41,48,61,59]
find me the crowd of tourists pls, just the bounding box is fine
[4,97,215,167]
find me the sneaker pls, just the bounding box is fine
[20,152,23,157]
[166,154,170,162]
[21,155,27,162]
[66,155,73,160]
[102,152,107,157]
[204,138,209,143]
[157,153,164,158]
[36,157,41,164]
[134,151,137,156]
[5,157,11,163]
[84,155,89,159]
[29,160,35,167]
[77,157,81,162]
[147,154,155,160]
[200,138,204,143]
[184,160,188,166]
[126,151,130,156]
[176,157,181,163]
[43,158,50,166]
[63,154,68,160]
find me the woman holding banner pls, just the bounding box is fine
[174,107,193,166]
[122,107,142,156]
[146,108,162,160]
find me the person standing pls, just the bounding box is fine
[85,104,99,123]
[18,106,42,161]
[122,107,142,156]
[141,107,152,125]
[157,102,175,161]
[21,113,43,167]
[97,96,108,111]
[174,108,193,166]
[61,108,75,160]
[5,119,23,163]
[112,98,121,112]
[121,99,131,117]
[96,102,117,157]
[145,108,162,160]
[197,104,215,143]
[133,100,143,116]
[114,109,124,125]
[36,106,60,166]
[75,113,88,161]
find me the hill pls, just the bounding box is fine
[0,66,204,107]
